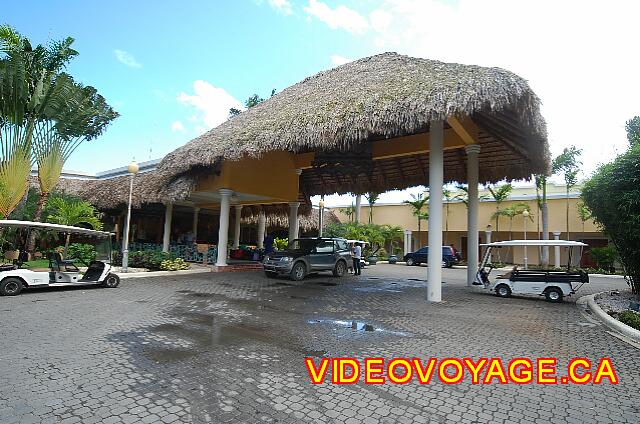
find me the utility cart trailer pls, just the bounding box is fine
[475,240,589,302]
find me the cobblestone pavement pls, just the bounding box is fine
[0,265,637,423]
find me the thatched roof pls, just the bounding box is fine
[242,208,340,232]
[52,171,197,209]
[157,52,548,194]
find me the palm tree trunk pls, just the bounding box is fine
[27,191,49,252]
[541,182,549,266]
[64,234,71,257]
[417,219,421,249]
[566,189,570,240]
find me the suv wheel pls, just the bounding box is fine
[290,262,306,281]
[333,261,347,277]
[406,257,415,266]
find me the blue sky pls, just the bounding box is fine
[4,0,639,204]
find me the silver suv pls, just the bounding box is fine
[263,238,352,281]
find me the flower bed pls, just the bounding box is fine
[595,290,640,330]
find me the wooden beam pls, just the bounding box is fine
[446,116,480,146]
[293,129,466,169]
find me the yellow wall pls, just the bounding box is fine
[337,197,600,235]
[194,151,300,202]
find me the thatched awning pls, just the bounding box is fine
[157,52,548,194]
[242,208,340,232]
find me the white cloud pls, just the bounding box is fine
[114,49,142,68]
[330,55,353,66]
[268,0,293,15]
[176,80,243,130]
[171,120,185,132]
[304,0,369,34]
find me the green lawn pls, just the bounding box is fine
[23,259,51,269]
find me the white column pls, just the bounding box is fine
[289,202,300,241]
[216,189,233,266]
[553,231,561,268]
[404,230,412,255]
[233,205,242,249]
[485,228,493,263]
[428,120,444,302]
[355,195,362,223]
[465,144,481,287]
[192,207,200,242]
[162,202,173,253]
[257,211,266,249]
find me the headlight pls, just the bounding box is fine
[280,256,293,262]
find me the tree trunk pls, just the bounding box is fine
[417,219,421,249]
[566,189,570,241]
[26,191,49,252]
[64,234,71,257]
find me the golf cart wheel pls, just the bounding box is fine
[545,287,563,303]
[333,261,347,277]
[406,258,415,266]
[102,273,120,288]
[495,284,512,298]
[265,271,277,279]
[0,278,23,296]
[290,262,306,281]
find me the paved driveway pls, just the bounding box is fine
[0,265,637,423]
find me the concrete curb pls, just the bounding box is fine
[118,268,211,279]
[583,292,640,342]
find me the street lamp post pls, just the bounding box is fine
[318,197,325,237]
[122,160,139,273]
[522,210,530,269]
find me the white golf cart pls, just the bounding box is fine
[0,220,119,296]
[475,240,589,303]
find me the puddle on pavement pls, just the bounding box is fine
[146,347,196,363]
[307,318,410,337]
[318,282,338,287]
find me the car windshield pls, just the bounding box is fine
[287,239,318,251]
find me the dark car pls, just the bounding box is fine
[262,238,352,281]
[403,246,459,268]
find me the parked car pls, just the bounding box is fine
[403,246,459,268]
[262,238,352,281]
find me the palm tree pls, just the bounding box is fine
[487,183,513,241]
[534,174,550,265]
[577,201,591,240]
[453,184,490,208]
[364,192,379,224]
[46,196,103,254]
[339,203,356,222]
[552,146,583,240]
[403,192,429,248]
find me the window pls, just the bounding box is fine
[315,241,334,253]
[336,240,348,251]
[418,247,428,254]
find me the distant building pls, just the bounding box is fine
[332,183,607,267]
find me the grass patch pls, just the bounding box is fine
[23,259,51,269]
[618,311,640,331]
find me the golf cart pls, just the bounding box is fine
[475,240,589,303]
[0,220,119,296]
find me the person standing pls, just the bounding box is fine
[353,242,362,276]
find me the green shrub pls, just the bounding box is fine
[274,237,288,250]
[618,311,640,330]
[65,243,97,265]
[589,246,618,271]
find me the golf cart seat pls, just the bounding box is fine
[48,252,79,272]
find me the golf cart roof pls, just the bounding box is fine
[0,220,113,238]
[481,240,588,247]
[346,240,370,245]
